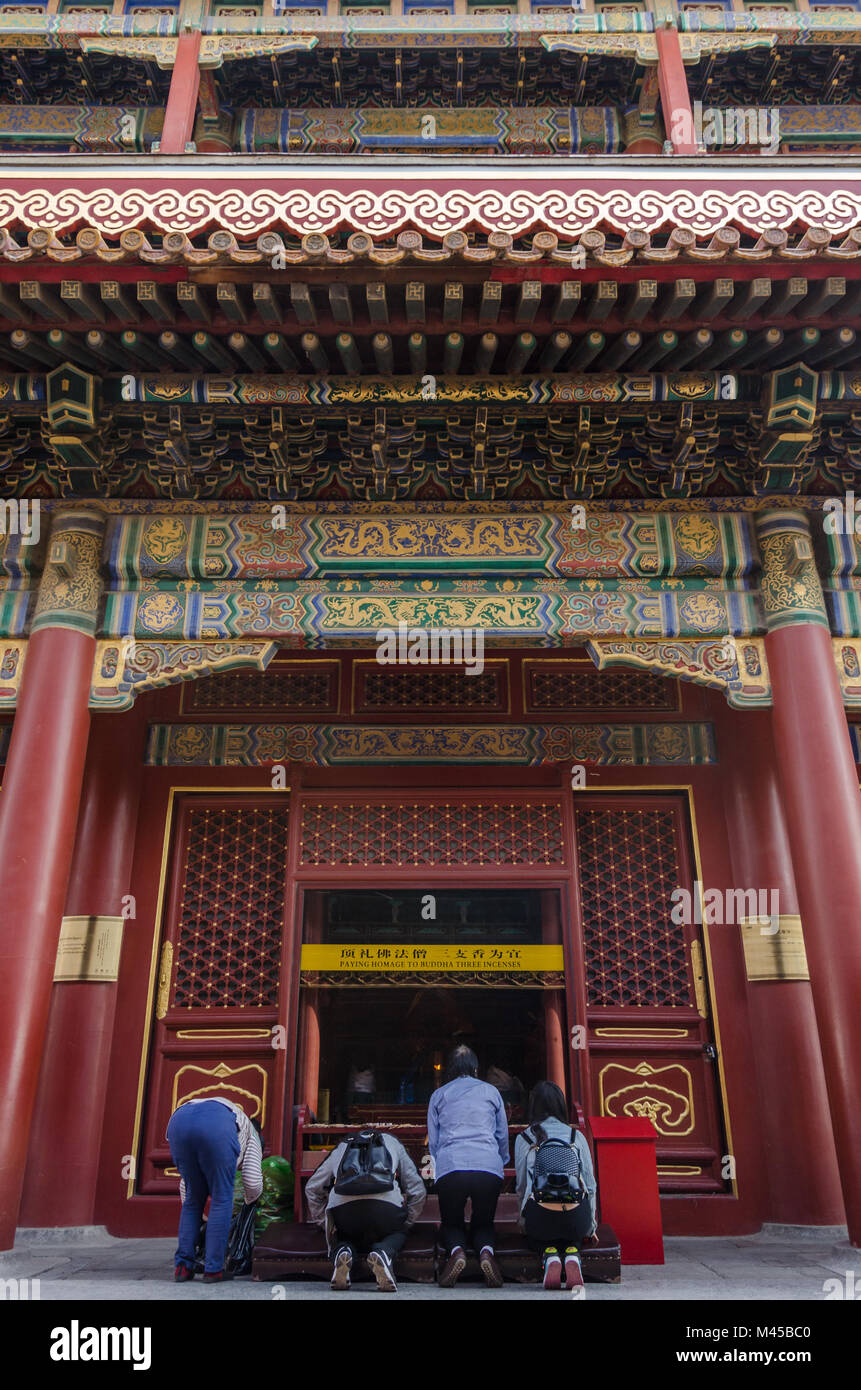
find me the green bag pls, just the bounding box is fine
[233,1154,294,1231]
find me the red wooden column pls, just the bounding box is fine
[158,31,202,155]
[296,895,322,1116]
[19,701,148,1228]
[541,890,567,1094]
[0,507,105,1249]
[656,23,698,155]
[720,707,844,1226]
[756,508,861,1245]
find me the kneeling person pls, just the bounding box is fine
[306,1128,426,1292]
[515,1081,597,1291]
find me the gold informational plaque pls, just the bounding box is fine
[300,943,563,973]
[740,914,810,982]
[53,915,124,982]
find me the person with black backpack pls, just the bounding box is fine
[305,1128,426,1292]
[514,1081,597,1291]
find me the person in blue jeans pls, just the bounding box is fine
[427,1045,509,1289]
[166,1096,263,1283]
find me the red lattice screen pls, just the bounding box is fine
[526,665,677,712]
[575,805,692,1008]
[185,664,337,713]
[172,804,290,1008]
[300,800,565,867]
[357,667,505,711]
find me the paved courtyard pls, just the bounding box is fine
[2,1224,858,1302]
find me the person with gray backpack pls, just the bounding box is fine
[514,1082,597,1291]
[305,1128,426,1292]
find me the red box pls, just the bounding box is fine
[588,1117,664,1265]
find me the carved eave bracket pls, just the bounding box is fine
[540,32,775,62]
[78,34,316,70]
[588,636,861,711]
[0,638,277,711]
[587,637,771,708]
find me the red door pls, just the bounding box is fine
[573,793,729,1194]
[138,794,292,1193]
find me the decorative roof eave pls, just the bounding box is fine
[1,10,860,51]
[541,32,776,63]
[1,219,857,268]
[2,165,861,239]
[78,35,317,71]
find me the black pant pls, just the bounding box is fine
[436,1171,503,1256]
[522,1197,592,1253]
[331,1200,407,1263]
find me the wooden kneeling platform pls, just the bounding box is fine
[253,1221,621,1285]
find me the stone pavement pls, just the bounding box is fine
[1,1224,858,1301]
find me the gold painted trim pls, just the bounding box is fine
[594,1027,690,1038]
[598,1059,695,1137]
[155,941,173,1020]
[171,1062,267,1125]
[689,940,708,1019]
[126,784,286,1201]
[175,1028,273,1039]
[53,915,124,982]
[657,1165,703,1177]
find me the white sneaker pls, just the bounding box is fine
[331,1247,352,1290]
[367,1249,398,1292]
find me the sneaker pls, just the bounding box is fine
[479,1245,504,1288]
[202,1270,234,1283]
[174,1263,195,1283]
[367,1250,398,1292]
[438,1246,467,1288]
[543,1249,562,1291]
[564,1248,584,1290]
[330,1247,352,1291]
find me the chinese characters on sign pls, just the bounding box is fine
[299,944,564,972]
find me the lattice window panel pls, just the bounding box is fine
[172,805,289,1009]
[186,665,336,713]
[301,800,564,867]
[527,667,677,712]
[575,806,692,1008]
[358,666,504,712]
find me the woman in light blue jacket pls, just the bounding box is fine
[514,1081,597,1291]
[427,1045,509,1289]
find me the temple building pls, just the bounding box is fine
[1,0,861,1265]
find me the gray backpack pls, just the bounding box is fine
[530,1126,586,1208]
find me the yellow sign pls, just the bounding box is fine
[740,914,810,981]
[300,944,564,972]
[54,915,124,982]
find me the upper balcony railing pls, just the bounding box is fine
[1,3,861,156]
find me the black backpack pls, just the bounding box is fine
[530,1126,586,1208]
[334,1130,395,1196]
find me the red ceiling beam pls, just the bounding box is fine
[158,31,202,156]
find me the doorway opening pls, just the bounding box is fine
[296,887,568,1126]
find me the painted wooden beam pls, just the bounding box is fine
[656,24,697,156]
[158,30,201,156]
